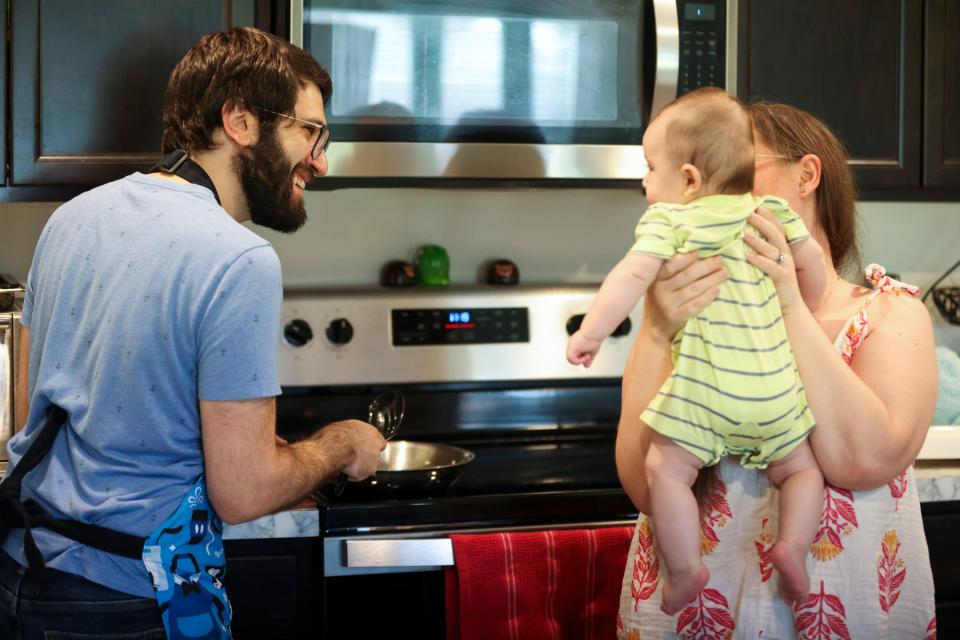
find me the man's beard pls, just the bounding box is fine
[235,127,307,233]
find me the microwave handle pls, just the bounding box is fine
[650,0,681,118]
[290,0,305,47]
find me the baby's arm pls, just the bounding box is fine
[790,236,827,312]
[566,252,664,367]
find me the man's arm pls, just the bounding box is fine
[201,398,385,524]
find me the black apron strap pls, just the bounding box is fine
[0,405,145,589]
[150,149,221,205]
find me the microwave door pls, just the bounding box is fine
[289,0,725,181]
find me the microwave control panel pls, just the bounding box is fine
[677,0,726,95]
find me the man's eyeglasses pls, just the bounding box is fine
[256,107,331,160]
[755,153,790,161]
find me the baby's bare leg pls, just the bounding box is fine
[764,439,824,604]
[645,430,709,615]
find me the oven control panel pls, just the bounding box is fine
[391,307,529,346]
[278,285,643,386]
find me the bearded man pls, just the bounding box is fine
[0,27,385,639]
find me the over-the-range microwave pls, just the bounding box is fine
[290,0,737,183]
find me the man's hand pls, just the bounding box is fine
[318,420,386,480]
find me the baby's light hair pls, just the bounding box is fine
[655,88,755,194]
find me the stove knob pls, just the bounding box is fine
[283,319,313,347]
[325,318,354,345]
[612,318,632,337]
[565,314,585,336]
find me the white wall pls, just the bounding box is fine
[1,189,958,344]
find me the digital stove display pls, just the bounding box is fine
[391,307,529,346]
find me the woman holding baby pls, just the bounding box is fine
[616,100,938,639]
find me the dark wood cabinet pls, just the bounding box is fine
[922,501,960,637]
[224,537,320,639]
[738,0,924,193]
[9,0,258,187]
[924,0,960,188]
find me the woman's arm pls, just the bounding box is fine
[791,236,828,312]
[745,211,937,489]
[616,253,726,514]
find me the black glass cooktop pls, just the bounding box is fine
[317,433,638,536]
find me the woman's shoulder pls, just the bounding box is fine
[862,294,931,352]
[820,278,931,354]
[862,275,929,334]
[833,269,928,326]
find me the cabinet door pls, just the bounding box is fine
[224,537,319,639]
[924,0,960,188]
[922,503,960,638]
[738,0,923,191]
[10,0,256,186]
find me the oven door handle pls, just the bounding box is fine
[345,538,454,569]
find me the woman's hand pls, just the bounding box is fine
[743,208,804,314]
[643,252,727,342]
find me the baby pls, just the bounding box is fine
[567,88,825,614]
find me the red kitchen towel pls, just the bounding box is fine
[445,526,634,640]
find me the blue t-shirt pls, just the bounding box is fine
[3,173,283,597]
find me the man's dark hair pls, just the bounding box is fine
[161,27,332,154]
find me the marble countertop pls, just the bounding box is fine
[2,461,958,541]
[914,461,960,503]
[223,506,319,540]
[222,463,960,540]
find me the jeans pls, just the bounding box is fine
[0,550,165,639]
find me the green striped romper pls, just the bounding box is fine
[632,193,815,469]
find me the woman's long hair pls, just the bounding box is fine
[746,101,861,274]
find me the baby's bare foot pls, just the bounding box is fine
[660,564,709,615]
[771,541,810,604]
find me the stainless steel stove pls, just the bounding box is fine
[274,285,643,637]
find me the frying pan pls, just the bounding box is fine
[317,440,475,501]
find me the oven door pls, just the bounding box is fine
[290,0,730,181]
[321,517,637,640]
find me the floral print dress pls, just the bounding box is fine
[617,266,936,639]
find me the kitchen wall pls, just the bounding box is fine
[1,190,959,346]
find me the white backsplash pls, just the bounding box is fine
[0,189,958,344]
